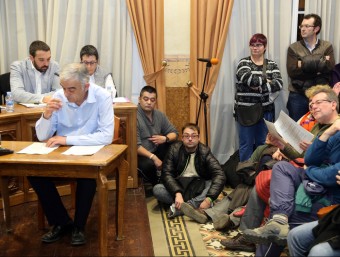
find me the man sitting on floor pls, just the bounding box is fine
[153,123,225,219]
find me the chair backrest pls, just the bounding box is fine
[0,72,11,105]
[112,115,122,144]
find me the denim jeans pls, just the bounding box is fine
[287,92,309,122]
[288,221,340,257]
[238,110,274,161]
[153,180,212,209]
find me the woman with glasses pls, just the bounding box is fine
[235,33,283,161]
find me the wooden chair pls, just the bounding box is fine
[37,115,122,228]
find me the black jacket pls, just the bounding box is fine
[162,141,226,201]
[311,205,340,250]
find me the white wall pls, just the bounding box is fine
[164,0,190,56]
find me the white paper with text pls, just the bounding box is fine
[264,111,314,153]
[17,142,58,154]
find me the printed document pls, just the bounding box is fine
[264,111,314,154]
[62,145,105,155]
[17,142,58,154]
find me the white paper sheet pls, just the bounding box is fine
[19,103,47,108]
[17,142,58,154]
[264,111,314,154]
[61,145,105,156]
[112,97,130,103]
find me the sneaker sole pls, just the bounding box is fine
[181,203,208,224]
[243,231,287,246]
[220,242,256,252]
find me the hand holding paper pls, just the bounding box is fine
[264,111,314,154]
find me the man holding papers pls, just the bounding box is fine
[242,85,340,255]
[28,63,114,246]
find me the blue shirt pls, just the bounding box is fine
[305,130,340,203]
[36,83,114,146]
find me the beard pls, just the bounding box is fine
[33,60,48,73]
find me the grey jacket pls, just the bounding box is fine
[10,58,60,103]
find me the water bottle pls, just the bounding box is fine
[105,84,114,101]
[5,92,14,112]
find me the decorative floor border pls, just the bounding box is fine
[160,205,196,256]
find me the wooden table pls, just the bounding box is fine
[0,141,129,257]
[0,102,137,210]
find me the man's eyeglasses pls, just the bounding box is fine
[81,61,97,66]
[299,25,315,29]
[309,99,332,109]
[182,134,199,140]
[142,96,156,102]
[250,43,264,48]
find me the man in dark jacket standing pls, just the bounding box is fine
[153,123,225,221]
[286,13,335,121]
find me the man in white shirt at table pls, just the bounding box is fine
[28,63,114,246]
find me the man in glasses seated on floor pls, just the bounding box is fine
[153,123,225,219]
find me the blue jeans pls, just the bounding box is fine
[238,110,274,161]
[153,180,212,209]
[287,92,309,122]
[288,221,340,257]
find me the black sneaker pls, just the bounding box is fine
[220,233,256,252]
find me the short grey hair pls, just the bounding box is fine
[60,63,89,88]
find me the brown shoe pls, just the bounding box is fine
[181,202,209,223]
[213,214,234,231]
[220,233,256,252]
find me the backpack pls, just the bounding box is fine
[221,150,242,188]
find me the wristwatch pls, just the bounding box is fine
[165,135,170,143]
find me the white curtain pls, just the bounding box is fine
[305,0,340,64]
[0,0,139,99]
[210,0,293,164]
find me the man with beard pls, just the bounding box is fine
[10,40,60,103]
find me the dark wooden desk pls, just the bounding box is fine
[0,141,129,257]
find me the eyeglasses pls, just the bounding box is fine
[182,134,199,140]
[142,96,156,102]
[309,99,332,109]
[81,61,97,66]
[299,25,315,29]
[250,43,264,48]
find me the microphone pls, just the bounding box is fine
[197,58,219,65]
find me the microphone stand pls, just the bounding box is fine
[196,61,212,146]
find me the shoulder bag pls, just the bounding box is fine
[234,60,266,126]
